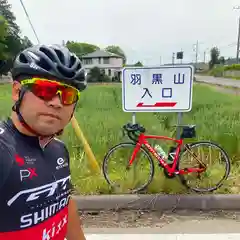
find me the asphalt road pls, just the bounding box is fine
[81,210,240,238]
[84,217,240,239]
[86,234,240,240]
[195,75,240,88]
[85,218,240,233]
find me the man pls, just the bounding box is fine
[0,44,87,240]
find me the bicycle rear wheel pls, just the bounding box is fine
[102,142,155,193]
[178,141,231,193]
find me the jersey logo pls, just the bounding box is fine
[15,154,25,166]
[56,157,68,170]
[7,176,71,206]
[20,168,38,181]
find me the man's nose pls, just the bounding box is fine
[46,94,63,108]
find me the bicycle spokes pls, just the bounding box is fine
[178,142,230,192]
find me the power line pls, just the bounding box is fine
[19,0,40,44]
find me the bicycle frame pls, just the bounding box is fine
[128,133,205,175]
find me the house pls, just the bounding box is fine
[80,50,124,80]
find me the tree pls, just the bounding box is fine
[0,0,34,72]
[0,0,34,74]
[134,61,143,66]
[88,67,101,82]
[0,0,20,38]
[20,35,33,50]
[105,45,126,64]
[219,56,225,65]
[0,15,8,59]
[209,47,220,69]
[66,41,99,57]
[88,67,111,82]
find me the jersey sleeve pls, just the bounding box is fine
[63,144,75,194]
[0,141,14,189]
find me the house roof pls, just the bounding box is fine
[81,50,123,58]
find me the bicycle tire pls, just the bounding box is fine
[178,141,231,193]
[102,142,155,193]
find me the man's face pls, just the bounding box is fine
[12,81,76,136]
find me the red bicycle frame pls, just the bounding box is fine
[128,133,205,175]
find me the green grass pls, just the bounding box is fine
[224,76,240,80]
[1,83,240,195]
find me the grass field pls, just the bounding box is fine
[0,83,240,195]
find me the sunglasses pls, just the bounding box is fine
[21,78,80,105]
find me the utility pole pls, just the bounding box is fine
[236,16,240,63]
[194,40,199,64]
[234,6,240,63]
[172,52,175,65]
[203,51,206,63]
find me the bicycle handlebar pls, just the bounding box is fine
[171,124,196,129]
[122,123,196,142]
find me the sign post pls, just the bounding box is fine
[122,65,194,138]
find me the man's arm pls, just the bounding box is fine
[0,141,14,189]
[66,197,86,240]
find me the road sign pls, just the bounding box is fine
[122,65,193,112]
[177,51,183,59]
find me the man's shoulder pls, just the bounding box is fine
[0,120,15,144]
[52,137,67,148]
[51,137,69,155]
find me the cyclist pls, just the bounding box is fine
[0,44,87,240]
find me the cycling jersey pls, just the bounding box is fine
[0,118,72,240]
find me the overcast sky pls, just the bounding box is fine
[8,0,240,64]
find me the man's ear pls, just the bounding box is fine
[12,81,21,102]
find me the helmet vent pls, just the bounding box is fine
[57,66,75,78]
[76,62,81,70]
[54,49,65,65]
[19,53,28,63]
[39,47,55,62]
[38,58,51,71]
[69,55,77,68]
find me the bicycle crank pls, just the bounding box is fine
[163,165,177,179]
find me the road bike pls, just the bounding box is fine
[102,123,231,193]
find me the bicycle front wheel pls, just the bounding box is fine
[102,142,155,193]
[178,141,231,193]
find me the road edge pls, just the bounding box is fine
[73,194,240,211]
[195,75,240,89]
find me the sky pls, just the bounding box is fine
[8,0,240,65]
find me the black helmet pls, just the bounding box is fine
[12,44,87,91]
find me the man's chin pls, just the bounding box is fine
[35,125,62,136]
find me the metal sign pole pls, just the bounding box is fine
[132,112,136,124]
[176,112,183,139]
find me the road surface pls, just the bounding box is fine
[195,75,240,88]
[86,234,240,240]
[81,210,240,239]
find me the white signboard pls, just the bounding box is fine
[122,65,193,112]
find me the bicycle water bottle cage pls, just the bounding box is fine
[180,125,196,139]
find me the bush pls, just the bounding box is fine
[209,65,224,77]
[224,64,240,71]
[88,66,112,82]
